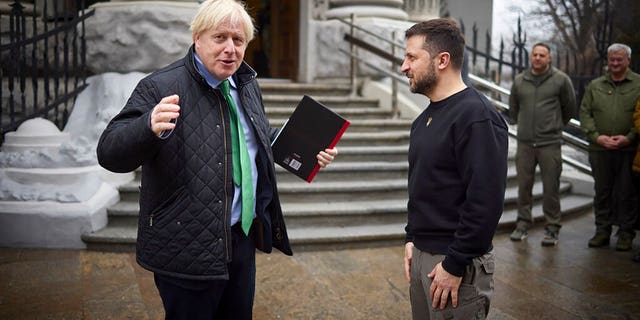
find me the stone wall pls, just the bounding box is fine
[84,1,198,74]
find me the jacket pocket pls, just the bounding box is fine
[148,186,190,229]
[480,255,495,274]
[431,295,487,320]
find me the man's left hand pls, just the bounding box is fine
[610,135,630,148]
[317,148,338,168]
[428,262,463,309]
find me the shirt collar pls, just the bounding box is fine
[194,52,237,90]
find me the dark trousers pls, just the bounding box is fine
[634,172,640,230]
[154,224,256,320]
[515,143,563,231]
[589,150,637,235]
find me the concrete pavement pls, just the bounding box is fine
[1,211,639,320]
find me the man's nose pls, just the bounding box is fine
[223,38,235,52]
[401,61,409,73]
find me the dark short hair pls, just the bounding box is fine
[405,18,465,69]
[532,42,551,54]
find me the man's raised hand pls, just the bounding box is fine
[151,95,180,136]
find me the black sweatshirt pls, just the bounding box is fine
[405,87,508,277]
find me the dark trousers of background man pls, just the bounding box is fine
[634,172,640,231]
[154,224,256,320]
[515,143,563,232]
[589,150,638,237]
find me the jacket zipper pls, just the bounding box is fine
[218,92,231,261]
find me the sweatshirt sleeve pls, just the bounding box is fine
[441,117,508,277]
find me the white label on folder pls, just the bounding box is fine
[283,156,302,171]
[288,158,302,171]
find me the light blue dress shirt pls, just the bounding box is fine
[194,53,258,227]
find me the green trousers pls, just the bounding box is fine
[515,143,563,232]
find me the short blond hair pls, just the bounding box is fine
[190,0,255,42]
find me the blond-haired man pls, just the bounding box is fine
[97,0,336,318]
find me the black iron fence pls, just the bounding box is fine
[461,19,611,106]
[0,0,94,143]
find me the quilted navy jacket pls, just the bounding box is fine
[97,46,292,280]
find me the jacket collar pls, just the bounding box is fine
[523,66,555,82]
[605,69,637,83]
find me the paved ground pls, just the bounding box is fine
[1,211,639,320]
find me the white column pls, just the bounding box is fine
[325,0,409,20]
[404,0,440,21]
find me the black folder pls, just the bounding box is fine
[271,95,350,183]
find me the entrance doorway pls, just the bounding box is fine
[245,0,299,80]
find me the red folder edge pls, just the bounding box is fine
[304,119,351,183]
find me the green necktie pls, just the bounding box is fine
[220,79,253,236]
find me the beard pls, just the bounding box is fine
[410,62,437,96]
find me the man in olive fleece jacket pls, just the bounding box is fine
[508,43,576,246]
[580,43,640,251]
[401,19,508,320]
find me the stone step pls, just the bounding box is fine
[118,178,409,203]
[337,130,410,146]
[269,118,412,133]
[119,166,548,203]
[281,199,407,228]
[111,176,560,222]
[105,201,139,225]
[81,221,138,252]
[276,179,408,203]
[266,107,393,120]
[276,161,408,182]
[287,193,593,251]
[285,163,521,185]
[263,94,379,109]
[83,193,592,252]
[333,145,409,162]
[105,199,408,228]
[258,79,352,96]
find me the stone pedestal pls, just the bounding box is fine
[0,118,119,248]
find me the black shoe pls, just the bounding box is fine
[616,234,634,251]
[541,230,558,247]
[588,232,610,248]
[632,251,640,263]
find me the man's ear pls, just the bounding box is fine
[437,52,450,70]
[193,33,200,47]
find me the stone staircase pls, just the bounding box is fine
[81,79,593,252]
